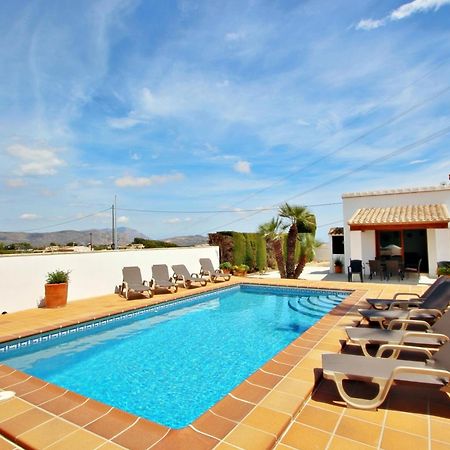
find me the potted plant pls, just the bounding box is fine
[334,258,343,274]
[233,264,249,277]
[219,261,233,274]
[45,269,70,308]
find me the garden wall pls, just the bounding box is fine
[0,246,219,313]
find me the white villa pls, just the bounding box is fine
[331,185,450,276]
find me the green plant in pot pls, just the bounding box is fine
[334,258,343,274]
[45,269,70,308]
[233,264,249,276]
[219,261,233,274]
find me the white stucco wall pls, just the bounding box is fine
[428,228,450,276]
[0,246,219,314]
[342,186,450,275]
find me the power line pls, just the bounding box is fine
[184,62,450,232]
[117,201,342,215]
[203,123,450,233]
[21,207,112,232]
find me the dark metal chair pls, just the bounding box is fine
[404,258,422,279]
[368,259,383,281]
[385,259,403,281]
[348,259,364,282]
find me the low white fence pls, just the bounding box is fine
[0,246,219,313]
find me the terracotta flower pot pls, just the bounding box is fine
[45,283,68,308]
[334,266,342,274]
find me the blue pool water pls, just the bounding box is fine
[0,284,348,428]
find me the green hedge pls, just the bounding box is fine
[222,232,267,271]
[214,231,267,271]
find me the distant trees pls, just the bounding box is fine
[132,237,178,248]
[0,242,33,254]
[259,203,318,279]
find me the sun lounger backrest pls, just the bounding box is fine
[424,275,449,298]
[432,310,450,337]
[200,258,214,273]
[172,265,190,278]
[430,340,450,372]
[421,282,450,311]
[152,264,171,281]
[123,266,142,284]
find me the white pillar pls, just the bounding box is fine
[349,230,363,268]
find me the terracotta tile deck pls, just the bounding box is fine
[0,277,448,449]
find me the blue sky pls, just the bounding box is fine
[1,0,450,241]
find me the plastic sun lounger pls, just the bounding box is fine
[365,276,449,310]
[172,264,207,288]
[322,340,450,410]
[151,264,178,293]
[359,282,450,329]
[346,309,450,357]
[199,258,231,282]
[121,266,153,299]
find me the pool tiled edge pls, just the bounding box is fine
[0,278,425,449]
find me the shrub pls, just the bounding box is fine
[46,269,70,284]
[334,257,343,267]
[437,263,450,276]
[219,261,233,270]
[233,264,249,273]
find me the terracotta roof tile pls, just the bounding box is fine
[348,204,450,226]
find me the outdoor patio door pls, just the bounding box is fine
[376,229,428,272]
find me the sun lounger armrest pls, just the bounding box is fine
[408,309,442,319]
[388,300,422,310]
[402,332,449,344]
[387,319,432,331]
[376,344,433,359]
[191,272,201,278]
[393,292,422,299]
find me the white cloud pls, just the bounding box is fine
[117,215,129,223]
[234,160,251,174]
[390,0,450,20]
[5,178,26,188]
[409,159,429,165]
[130,152,141,160]
[107,116,144,129]
[225,31,245,42]
[115,172,184,187]
[20,213,39,220]
[357,0,450,30]
[164,217,191,224]
[355,18,385,30]
[7,144,65,176]
[296,118,310,127]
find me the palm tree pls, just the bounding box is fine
[293,233,319,279]
[258,218,286,278]
[279,203,316,278]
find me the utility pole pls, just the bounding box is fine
[111,203,115,250]
[114,195,118,250]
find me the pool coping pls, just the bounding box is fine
[0,278,418,449]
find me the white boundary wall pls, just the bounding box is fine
[0,246,219,314]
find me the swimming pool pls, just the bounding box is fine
[0,284,348,428]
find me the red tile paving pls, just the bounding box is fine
[0,277,447,449]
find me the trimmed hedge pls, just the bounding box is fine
[211,232,267,272]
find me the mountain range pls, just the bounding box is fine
[0,227,148,247]
[0,228,209,248]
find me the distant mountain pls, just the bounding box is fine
[164,235,209,247]
[0,227,148,247]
